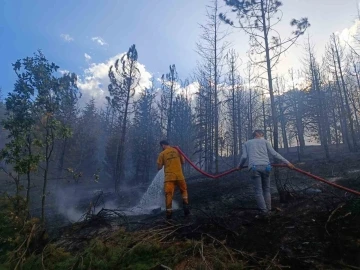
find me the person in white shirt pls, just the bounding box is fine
[237,130,295,215]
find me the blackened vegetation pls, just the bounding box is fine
[49,154,360,269]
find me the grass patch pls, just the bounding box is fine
[11,228,248,270]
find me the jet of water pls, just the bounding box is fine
[137,168,165,209]
[128,168,178,215]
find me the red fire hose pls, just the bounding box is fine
[173,146,360,196]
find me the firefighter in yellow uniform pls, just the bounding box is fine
[157,140,190,219]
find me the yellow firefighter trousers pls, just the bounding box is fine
[164,180,188,213]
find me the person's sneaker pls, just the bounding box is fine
[166,212,172,220]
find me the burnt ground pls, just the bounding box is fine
[53,151,360,269]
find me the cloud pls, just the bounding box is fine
[92,37,108,46]
[84,53,92,61]
[77,53,152,107]
[336,20,360,47]
[184,81,199,97]
[151,79,199,107]
[60,34,74,42]
[59,69,70,75]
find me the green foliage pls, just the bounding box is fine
[6,226,250,270]
[73,231,191,269]
[107,44,140,113]
[1,51,78,197]
[2,50,80,222]
[0,195,34,262]
[64,98,101,179]
[16,245,75,270]
[131,85,162,184]
[0,195,73,270]
[1,52,42,183]
[106,44,141,188]
[10,230,189,270]
[172,94,194,151]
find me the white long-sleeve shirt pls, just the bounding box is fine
[238,138,290,168]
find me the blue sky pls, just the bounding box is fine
[0,0,358,103]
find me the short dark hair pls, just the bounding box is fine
[252,130,264,138]
[159,140,169,146]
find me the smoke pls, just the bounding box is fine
[53,168,178,222]
[54,185,119,222]
[55,187,84,222]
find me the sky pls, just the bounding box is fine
[0,0,359,106]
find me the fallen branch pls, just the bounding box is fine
[41,244,48,270]
[325,202,346,235]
